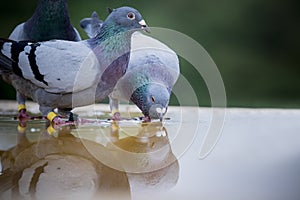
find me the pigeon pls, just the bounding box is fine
[9,0,81,42]
[2,0,81,119]
[80,11,179,121]
[0,6,150,124]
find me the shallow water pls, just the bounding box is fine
[1,101,300,200]
[0,118,179,200]
[0,101,193,200]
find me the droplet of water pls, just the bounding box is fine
[30,128,41,132]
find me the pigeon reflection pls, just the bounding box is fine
[107,121,179,197]
[0,123,130,200]
[0,121,179,199]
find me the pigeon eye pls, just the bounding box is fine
[150,96,155,103]
[127,12,135,20]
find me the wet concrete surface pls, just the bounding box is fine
[0,100,300,200]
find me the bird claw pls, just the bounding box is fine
[52,116,64,125]
[142,116,151,123]
[52,116,75,126]
[16,109,45,121]
[17,109,30,119]
[47,111,75,126]
[112,112,122,121]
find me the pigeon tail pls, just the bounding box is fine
[80,11,103,38]
[0,38,14,73]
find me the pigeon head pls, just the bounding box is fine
[104,6,150,33]
[130,83,170,121]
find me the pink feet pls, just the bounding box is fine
[112,112,122,121]
[17,108,45,120]
[51,116,76,126]
[52,116,65,125]
[111,111,152,122]
[142,116,151,122]
[47,112,72,126]
[17,109,30,120]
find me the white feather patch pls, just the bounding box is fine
[1,42,12,58]
[8,23,29,41]
[18,45,35,81]
[26,40,101,93]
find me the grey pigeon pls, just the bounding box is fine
[0,6,150,124]
[2,0,81,119]
[80,12,179,121]
[9,0,81,42]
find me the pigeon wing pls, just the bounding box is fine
[1,40,100,94]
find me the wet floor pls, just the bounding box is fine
[1,101,300,200]
[0,101,194,200]
[0,121,179,200]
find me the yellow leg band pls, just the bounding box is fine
[47,111,58,122]
[111,122,120,131]
[17,124,26,133]
[47,125,56,135]
[18,104,26,112]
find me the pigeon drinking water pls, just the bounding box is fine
[1,0,81,119]
[0,6,150,124]
[80,11,179,121]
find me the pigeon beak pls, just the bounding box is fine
[156,107,166,122]
[159,113,164,122]
[139,19,150,33]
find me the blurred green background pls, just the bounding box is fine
[0,0,299,108]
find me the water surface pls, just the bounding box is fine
[1,101,300,200]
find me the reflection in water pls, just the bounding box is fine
[0,120,179,199]
[107,122,180,197]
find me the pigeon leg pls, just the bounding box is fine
[109,97,122,120]
[39,106,62,125]
[17,92,29,119]
[17,106,29,119]
[47,111,76,125]
[16,93,47,120]
[57,108,78,122]
[58,108,99,124]
[110,121,120,142]
[142,116,151,122]
[112,112,122,120]
[17,119,27,134]
[47,111,61,124]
